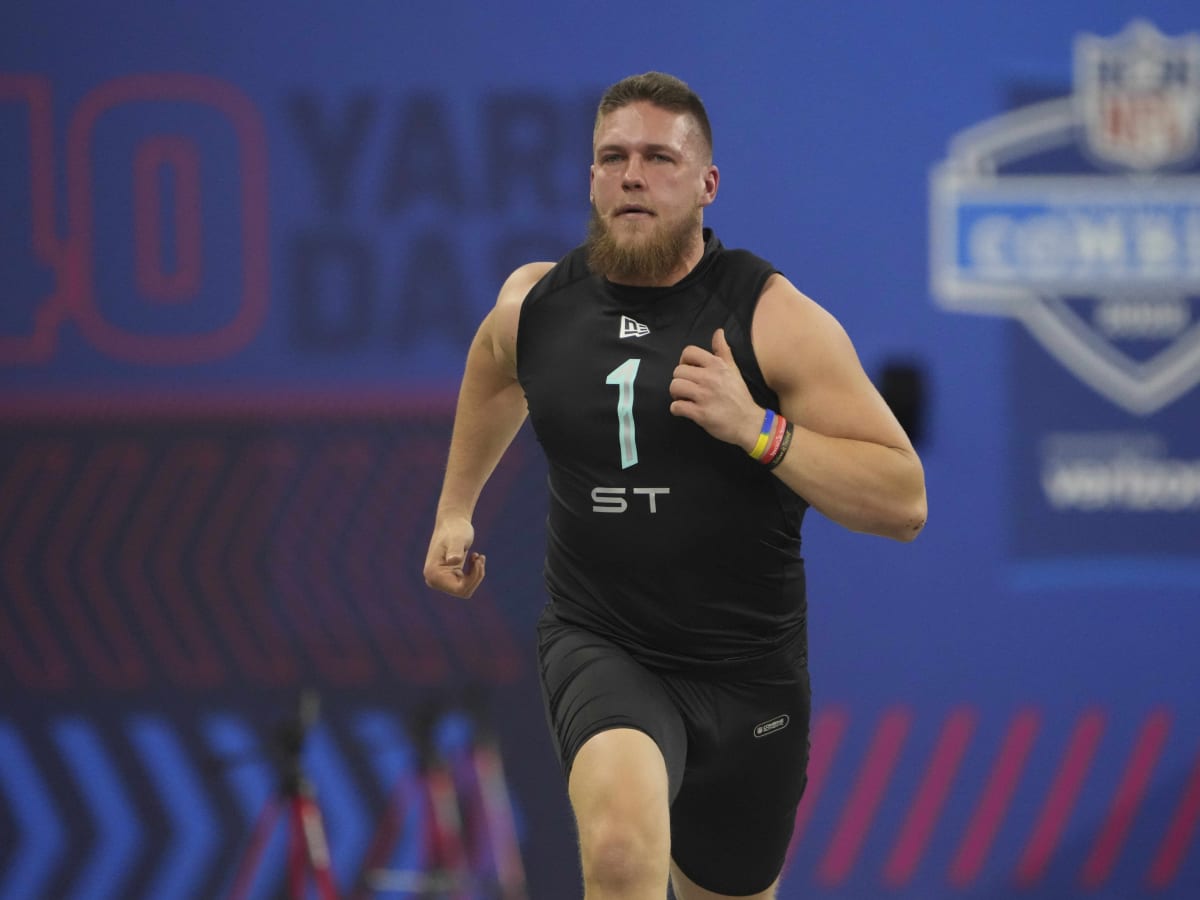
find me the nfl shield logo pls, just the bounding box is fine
[931,20,1200,415]
[1075,19,1200,170]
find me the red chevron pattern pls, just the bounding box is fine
[0,440,74,688]
[1,420,529,693]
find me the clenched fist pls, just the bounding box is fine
[423,515,487,598]
[668,329,763,451]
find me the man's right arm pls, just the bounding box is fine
[423,262,553,598]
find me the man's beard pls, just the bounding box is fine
[585,205,701,284]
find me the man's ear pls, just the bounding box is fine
[701,164,720,207]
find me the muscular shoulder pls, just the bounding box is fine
[750,273,869,409]
[488,262,554,371]
[499,262,554,311]
[751,274,911,447]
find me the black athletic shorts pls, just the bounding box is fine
[536,605,811,896]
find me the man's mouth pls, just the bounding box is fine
[615,205,654,218]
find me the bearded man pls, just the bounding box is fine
[424,72,926,900]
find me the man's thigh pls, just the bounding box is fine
[666,669,811,896]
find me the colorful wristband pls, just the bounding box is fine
[748,409,776,460]
[765,421,794,469]
[759,414,788,465]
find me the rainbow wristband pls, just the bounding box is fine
[759,414,788,465]
[749,409,776,460]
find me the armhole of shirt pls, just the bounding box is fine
[714,251,781,410]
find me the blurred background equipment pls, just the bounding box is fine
[228,691,338,900]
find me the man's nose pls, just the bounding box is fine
[622,156,645,189]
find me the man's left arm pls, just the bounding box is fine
[754,275,925,540]
[668,274,926,541]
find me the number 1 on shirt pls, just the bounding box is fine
[606,358,640,469]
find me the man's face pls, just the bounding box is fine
[587,101,718,284]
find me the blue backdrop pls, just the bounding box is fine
[2,1,1198,898]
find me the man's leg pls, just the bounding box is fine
[670,861,777,900]
[662,665,810,900]
[569,727,672,899]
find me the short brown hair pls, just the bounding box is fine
[594,72,713,160]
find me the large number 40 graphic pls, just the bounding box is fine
[0,73,269,365]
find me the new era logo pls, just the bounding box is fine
[620,316,649,338]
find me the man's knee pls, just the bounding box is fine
[579,816,665,890]
[569,728,672,889]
